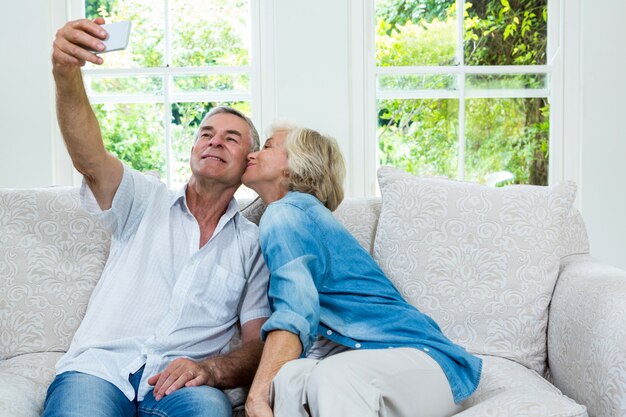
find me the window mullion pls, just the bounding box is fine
[164,0,173,188]
[457,0,465,180]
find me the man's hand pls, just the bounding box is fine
[245,398,274,417]
[52,18,108,73]
[148,357,216,401]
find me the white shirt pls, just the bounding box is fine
[56,165,271,401]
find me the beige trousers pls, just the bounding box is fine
[271,348,462,417]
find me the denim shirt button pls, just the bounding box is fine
[326,330,333,336]
[355,343,362,348]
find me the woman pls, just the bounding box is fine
[242,124,482,417]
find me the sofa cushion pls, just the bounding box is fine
[457,356,586,417]
[0,188,110,360]
[0,352,61,417]
[333,198,381,253]
[373,167,576,375]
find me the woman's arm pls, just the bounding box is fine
[258,203,327,353]
[245,330,303,417]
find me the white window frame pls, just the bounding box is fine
[353,0,571,196]
[65,0,262,188]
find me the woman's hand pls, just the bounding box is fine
[245,397,274,417]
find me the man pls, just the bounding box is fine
[43,17,271,417]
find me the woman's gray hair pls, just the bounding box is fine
[202,106,260,152]
[269,123,345,211]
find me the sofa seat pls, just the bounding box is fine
[0,352,60,417]
[459,355,587,416]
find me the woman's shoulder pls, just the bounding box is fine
[261,193,320,232]
[265,192,319,215]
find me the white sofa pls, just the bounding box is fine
[1,173,625,417]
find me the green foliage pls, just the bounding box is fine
[465,0,547,66]
[376,17,456,66]
[376,0,453,34]
[93,103,165,176]
[377,0,549,185]
[379,99,459,178]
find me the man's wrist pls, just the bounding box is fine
[201,359,221,386]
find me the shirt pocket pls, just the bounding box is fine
[186,264,247,326]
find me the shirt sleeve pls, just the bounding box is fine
[80,164,161,239]
[238,234,272,325]
[259,202,327,354]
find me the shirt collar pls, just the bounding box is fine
[171,184,240,222]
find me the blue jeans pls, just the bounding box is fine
[41,367,232,417]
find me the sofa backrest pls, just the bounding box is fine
[239,196,590,259]
[0,188,589,359]
[0,187,110,360]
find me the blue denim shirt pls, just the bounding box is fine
[259,192,482,404]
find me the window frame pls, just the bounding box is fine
[357,0,567,195]
[66,0,262,188]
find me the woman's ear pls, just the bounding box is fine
[282,169,290,178]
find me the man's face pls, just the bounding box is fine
[189,112,251,187]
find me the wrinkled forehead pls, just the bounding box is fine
[196,113,252,148]
[201,113,250,136]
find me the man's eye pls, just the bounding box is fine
[227,137,238,142]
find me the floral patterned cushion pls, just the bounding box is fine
[373,167,576,375]
[0,188,110,360]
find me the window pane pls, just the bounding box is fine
[375,0,457,66]
[466,73,547,90]
[170,101,251,190]
[93,103,165,178]
[171,0,250,67]
[88,75,164,95]
[465,98,549,186]
[378,99,459,178]
[377,74,456,92]
[85,0,165,68]
[172,74,250,94]
[464,0,547,66]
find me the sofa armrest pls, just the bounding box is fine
[548,254,626,417]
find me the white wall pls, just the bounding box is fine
[0,0,624,269]
[580,0,626,269]
[0,1,55,187]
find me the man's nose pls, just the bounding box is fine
[208,135,225,147]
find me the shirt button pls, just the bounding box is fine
[423,347,430,352]
[355,343,362,348]
[326,330,333,336]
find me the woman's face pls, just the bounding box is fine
[242,130,289,192]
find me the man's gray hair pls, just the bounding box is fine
[201,106,260,152]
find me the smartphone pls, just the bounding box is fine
[98,21,132,53]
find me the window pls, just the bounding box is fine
[374,0,555,186]
[79,0,258,190]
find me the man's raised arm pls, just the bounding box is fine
[52,18,123,210]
